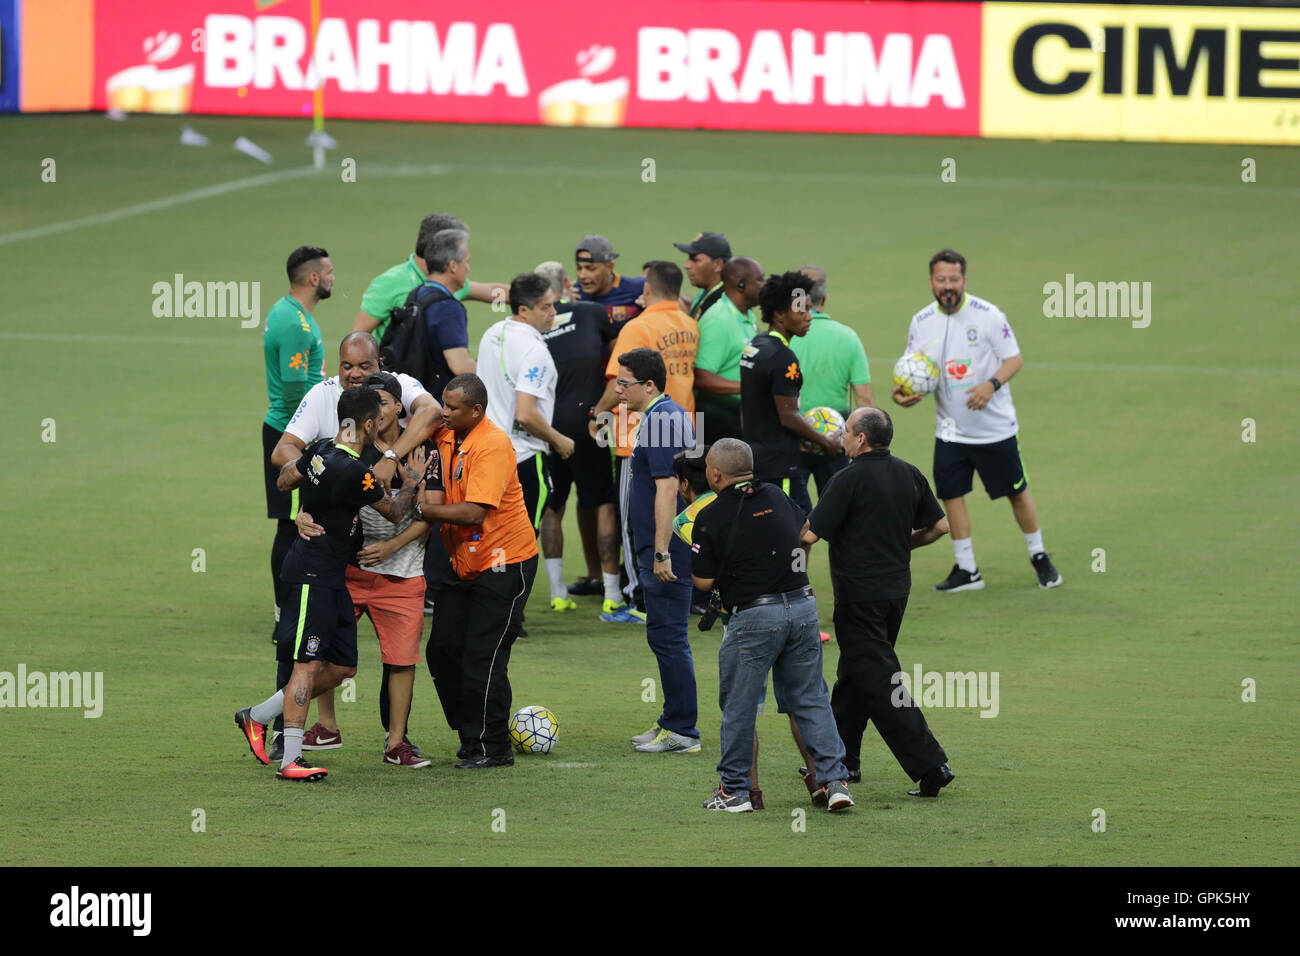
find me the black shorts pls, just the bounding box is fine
[274,582,359,667]
[933,435,1028,501]
[516,452,554,532]
[263,422,293,520]
[547,430,616,510]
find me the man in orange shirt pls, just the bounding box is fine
[418,374,539,768]
[590,261,700,622]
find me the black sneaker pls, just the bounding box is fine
[934,564,985,592]
[567,577,603,597]
[1031,552,1062,589]
[267,732,284,763]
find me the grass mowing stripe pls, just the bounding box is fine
[2,332,1291,380]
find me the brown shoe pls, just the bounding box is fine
[749,786,765,811]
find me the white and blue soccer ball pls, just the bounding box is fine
[509,705,559,754]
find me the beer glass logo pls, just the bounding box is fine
[106,31,196,115]
[538,45,629,128]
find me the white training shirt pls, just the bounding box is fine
[478,318,558,464]
[284,373,429,445]
[905,293,1021,444]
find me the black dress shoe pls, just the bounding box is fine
[455,754,515,769]
[908,763,955,797]
[567,577,603,597]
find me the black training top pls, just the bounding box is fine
[281,438,385,589]
[542,300,618,438]
[739,330,803,481]
[808,449,945,602]
[690,480,809,610]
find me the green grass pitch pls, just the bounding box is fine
[0,114,1296,866]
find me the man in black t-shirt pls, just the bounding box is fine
[235,387,423,782]
[535,263,624,609]
[802,406,956,798]
[690,438,852,814]
[739,271,842,516]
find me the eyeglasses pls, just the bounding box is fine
[615,378,648,388]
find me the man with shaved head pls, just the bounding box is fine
[693,256,763,443]
[689,437,853,813]
[801,406,956,798]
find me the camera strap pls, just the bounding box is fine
[713,482,751,595]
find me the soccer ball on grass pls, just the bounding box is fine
[509,705,558,754]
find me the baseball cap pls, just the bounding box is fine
[575,234,619,263]
[673,232,732,260]
[364,371,405,417]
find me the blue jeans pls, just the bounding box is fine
[717,590,846,796]
[638,569,699,739]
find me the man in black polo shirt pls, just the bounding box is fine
[691,438,853,814]
[802,406,957,798]
[740,271,842,515]
[235,387,423,781]
[533,262,623,609]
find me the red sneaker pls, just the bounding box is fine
[302,722,342,750]
[819,631,831,643]
[383,741,432,769]
[276,756,328,782]
[235,708,269,765]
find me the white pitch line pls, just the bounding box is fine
[0,165,317,248]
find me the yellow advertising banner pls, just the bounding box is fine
[982,3,1300,144]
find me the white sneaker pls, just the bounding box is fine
[630,724,661,746]
[635,729,701,753]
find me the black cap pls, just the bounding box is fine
[364,372,404,417]
[673,231,731,260]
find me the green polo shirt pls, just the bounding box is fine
[790,309,871,414]
[361,253,472,341]
[263,295,325,430]
[695,294,759,404]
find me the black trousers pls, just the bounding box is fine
[831,597,947,781]
[427,555,537,759]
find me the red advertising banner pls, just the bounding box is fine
[91,0,981,136]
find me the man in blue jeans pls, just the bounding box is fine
[689,438,853,813]
[617,348,702,754]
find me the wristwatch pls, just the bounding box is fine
[382,448,399,461]
[654,551,671,563]
[987,377,1002,391]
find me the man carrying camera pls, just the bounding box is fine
[689,438,853,813]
